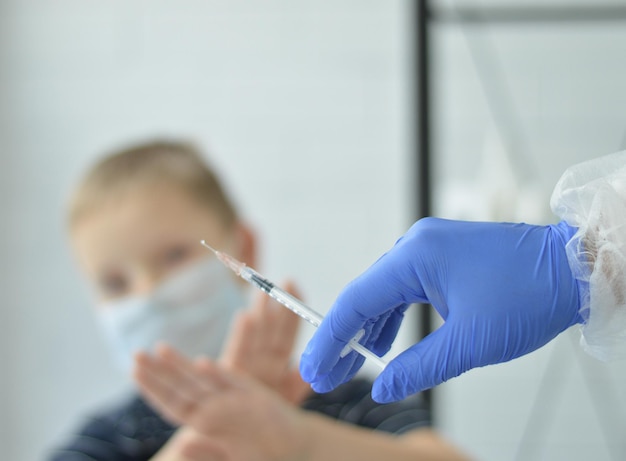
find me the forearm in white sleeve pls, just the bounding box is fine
[551,150,626,361]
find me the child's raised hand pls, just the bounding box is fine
[220,281,311,405]
[134,345,308,461]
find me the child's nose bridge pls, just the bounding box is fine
[133,265,164,296]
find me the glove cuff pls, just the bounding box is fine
[550,150,626,361]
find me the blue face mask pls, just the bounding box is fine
[95,257,247,372]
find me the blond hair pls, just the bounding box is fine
[68,140,237,229]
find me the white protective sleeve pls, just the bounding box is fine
[550,150,626,361]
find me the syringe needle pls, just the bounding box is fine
[201,240,247,275]
[200,240,217,254]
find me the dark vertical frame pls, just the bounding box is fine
[415,0,433,412]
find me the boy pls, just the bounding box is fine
[53,140,469,460]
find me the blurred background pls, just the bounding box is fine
[0,1,625,460]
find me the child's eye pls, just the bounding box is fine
[99,274,129,298]
[163,245,191,266]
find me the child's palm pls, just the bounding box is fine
[220,281,311,405]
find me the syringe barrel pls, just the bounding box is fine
[240,267,274,293]
[268,288,324,328]
[269,288,387,369]
[236,263,386,369]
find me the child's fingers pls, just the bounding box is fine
[133,352,195,424]
[156,344,216,398]
[155,343,193,367]
[269,281,301,357]
[220,310,256,368]
[250,290,273,349]
[195,357,236,390]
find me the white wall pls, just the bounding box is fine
[0,2,412,460]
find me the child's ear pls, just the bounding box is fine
[233,221,257,267]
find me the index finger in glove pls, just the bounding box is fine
[300,241,428,383]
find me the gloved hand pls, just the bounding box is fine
[300,218,583,403]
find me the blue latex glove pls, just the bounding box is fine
[300,218,583,403]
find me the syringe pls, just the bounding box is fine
[200,241,387,370]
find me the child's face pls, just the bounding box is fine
[72,183,246,302]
